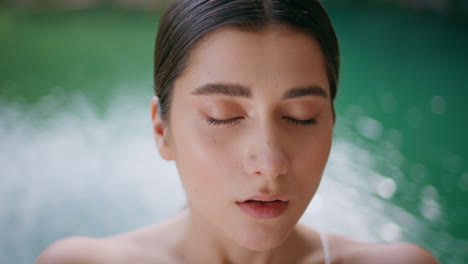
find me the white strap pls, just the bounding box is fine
[318,230,331,264]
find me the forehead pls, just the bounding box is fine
[174,25,329,97]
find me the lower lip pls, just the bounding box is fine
[237,201,288,219]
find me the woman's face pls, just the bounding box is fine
[152,26,334,251]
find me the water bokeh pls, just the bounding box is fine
[0,2,467,263]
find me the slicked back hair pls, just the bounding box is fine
[154,0,340,122]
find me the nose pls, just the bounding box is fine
[243,124,289,180]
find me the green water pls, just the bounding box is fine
[0,3,467,263]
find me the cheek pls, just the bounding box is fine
[291,123,333,186]
[171,118,237,201]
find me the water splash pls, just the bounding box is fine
[0,92,465,263]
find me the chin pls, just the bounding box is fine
[234,222,293,252]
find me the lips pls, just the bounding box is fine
[240,194,288,203]
[244,200,283,203]
[237,194,289,219]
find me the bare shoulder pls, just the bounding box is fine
[369,242,439,264]
[35,233,157,264]
[36,216,185,264]
[327,233,439,264]
[35,236,111,264]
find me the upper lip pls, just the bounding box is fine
[239,193,289,203]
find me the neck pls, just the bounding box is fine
[175,208,314,264]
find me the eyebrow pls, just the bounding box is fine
[191,83,251,97]
[190,83,328,99]
[282,86,328,100]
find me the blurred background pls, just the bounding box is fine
[0,0,467,263]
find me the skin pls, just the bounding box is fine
[36,26,439,264]
[153,24,334,263]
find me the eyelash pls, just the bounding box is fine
[205,117,317,126]
[206,117,243,126]
[283,117,317,126]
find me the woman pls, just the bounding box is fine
[37,0,439,263]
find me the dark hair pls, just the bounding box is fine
[154,0,339,122]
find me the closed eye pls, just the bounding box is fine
[205,116,317,126]
[205,117,243,126]
[283,117,317,126]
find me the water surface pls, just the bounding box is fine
[0,4,467,263]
